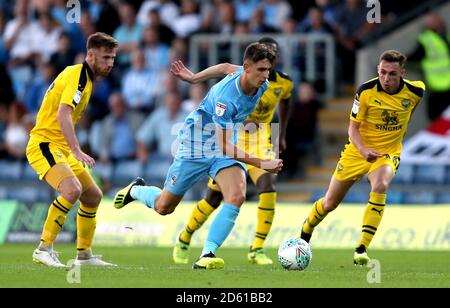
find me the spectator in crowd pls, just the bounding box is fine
[314,0,338,28]
[334,0,375,84]
[147,8,175,46]
[201,0,235,35]
[137,0,179,29]
[50,0,85,53]
[3,0,35,101]
[0,64,15,105]
[281,82,323,179]
[0,12,10,64]
[121,48,165,113]
[181,82,206,112]
[32,10,62,64]
[99,92,144,164]
[408,13,450,121]
[260,0,293,31]
[297,6,333,34]
[141,25,170,72]
[24,61,56,115]
[4,101,31,160]
[50,32,77,74]
[113,1,144,69]
[171,0,201,39]
[136,91,188,164]
[89,0,120,35]
[248,7,277,34]
[0,103,9,158]
[233,0,260,23]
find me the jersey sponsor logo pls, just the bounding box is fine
[215,102,227,117]
[73,90,82,105]
[376,110,402,131]
[351,99,360,117]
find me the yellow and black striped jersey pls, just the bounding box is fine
[30,62,94,150]
[246,70,293,124]
[349,77,425,154]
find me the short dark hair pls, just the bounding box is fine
[379,50,407,67]
[87,32,119,50]
[243,42,276,65]
[258,37,279,50]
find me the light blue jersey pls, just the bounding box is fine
[177,67,269,159]
[165,67,269,195]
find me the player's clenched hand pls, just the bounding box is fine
[170,60,194,83]
[360,148,382,163]
[260,158,283,173]
[72,148,95,168]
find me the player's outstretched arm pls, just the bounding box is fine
[216,125,283,173]
[170,60,239,84]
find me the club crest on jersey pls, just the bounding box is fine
[215,102,227,117]
[402,99,411,109]
[274,88,281,96]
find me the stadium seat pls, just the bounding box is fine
[0,160,23,180]
[0,186,8,199]
[22,162,38,181]
[144,155,172,182]
[386,190,403,204]
[444,166,450,184]
[112,160,144,185]
[402,191,435,204]
[413,165,446,184]
[8,187,40,203]
[342,190,369,204]
[435,192,450,204]
[392,164,414,184]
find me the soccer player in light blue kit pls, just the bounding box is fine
[113,42,283,269]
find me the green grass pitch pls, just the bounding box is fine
[0,244,449,288]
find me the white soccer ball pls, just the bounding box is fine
[278,237,312,271]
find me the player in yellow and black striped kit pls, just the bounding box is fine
[171,37,293,265]
[27,32,118,267]
[299,50,425,265]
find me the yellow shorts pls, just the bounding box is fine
[208,136,275,191]
[333,144,400,182]
[26,137,85,181]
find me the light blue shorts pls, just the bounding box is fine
[164,156,246,195]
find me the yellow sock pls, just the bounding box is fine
[41,196,74,245]
[179,199,216,244]
[302,198,327,235]
[77,204,98,251]
[358,192,386,249]
[251,192,276,250]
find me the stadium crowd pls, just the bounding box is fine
[0,0,428,194]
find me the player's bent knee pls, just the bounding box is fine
[61,184,82,203]
[371,181,389,194]
[224,194,245,206]
[155,205,175,216]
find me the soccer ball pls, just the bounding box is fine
[278,237,312,271]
